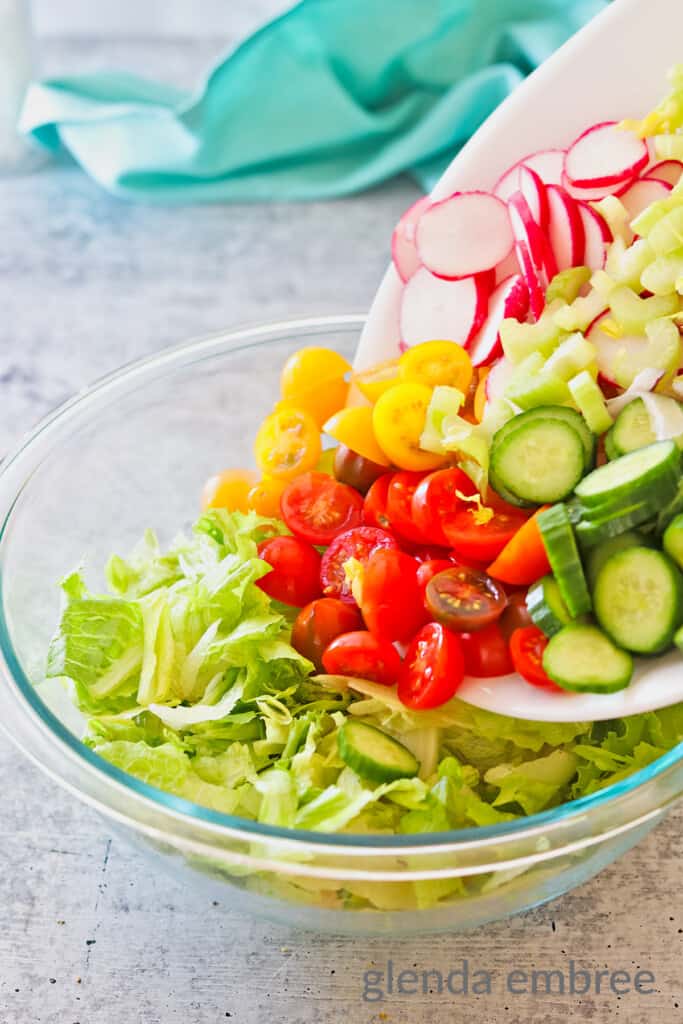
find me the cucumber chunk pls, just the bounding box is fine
[491,405,595,472]
[526,575,573,636]
[574,440,680,511]
[338,720,419,782]
[543,623,633,693]
[575,500,659,548]
[663,513,683,570]
[610,398,656,456]
[490,419,585,505]
[585,530,650,588]
[604,427,621,461]
[593,546,683,654]
[538,504,592,616]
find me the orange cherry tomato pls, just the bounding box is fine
[399,340,473,394]
[201,469,258,512]
[280,347,351,426]
[247,477,287,518]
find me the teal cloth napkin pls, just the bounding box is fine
[20,0,608,203]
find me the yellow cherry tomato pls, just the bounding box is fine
[323,406,390,467]
[399,340,473,394]
[352,359,400,403]
[247,477,287,517]
[254,406,321,480]
[474,367,490,423]
[372,382,446,472]
[201,469,258,513]
[280,347,351,426]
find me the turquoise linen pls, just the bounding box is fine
[20,0,608,202]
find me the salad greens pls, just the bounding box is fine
[45,509,683,835]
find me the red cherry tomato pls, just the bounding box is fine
[416,559,455,603]
[411,468,478,545]
[411,545,455,563]
[320,526,398,603]
[498,591,533,641]
[363,474,392,530]
[461,623,514,677]
[291,598,363,670]
[425,566,507,632]
[281,471,363,545]
[397,622,465,709]
[509,626,560,690]
[385,471,428,544]
[444,506,529,563]
[322,630,402,685]
[257,536,322,607]
[361,549,426,642]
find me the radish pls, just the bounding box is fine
[518,165,549,229]
[643,159,683,187]
[494,247,521,284]
[618,178,672,221]
[546,185,585,271]
[577,202,612,270]
[391,196,430,283]
[415,191,513,279]
[485,356,515,404]
[468,275,529,368]
[494,149,565,201]
[564,121,649,189]
[562,172,628,202]
[508,192,557,319]
[399,267,490,349]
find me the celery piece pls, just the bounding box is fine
[631,193,683,237]
[641,251,683,296]
[553,289,607,333]
[607,286,679,334]
[648,205,683,256]
[546,267,591,305]
[606,237,655,291]
[506,355,571,410]
[593,196,632,244]
[500,303,565,364]
[568,371,613,435]
[654,135,683,162]
[420,385,464,453]
[544,333,597,381]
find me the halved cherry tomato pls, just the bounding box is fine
[411,546,455,563]
[280,346,350,426]
[352,359,400,403]
[324,406,390,467]
[425,566,507,632]
[291,598,363,670]
[372,382,446,472]
[386,471,429,544]
[416,559,454,604]
[322,630,402,685]
[509,626,560,690]
[397,622,465,709]
[254,407,321,480]
[257,537,322,607]
[361,549,426,642]
[487,508,551,586]
[399,340,473,394]
[411,467,478,545]
[247,477,287,517]
[461,623,514,677]
[201,469,258,513]
[444,506,529,563]
[333,444,389,495]
[498,591,533,641]
[320,526,398,603]
[363,473,392,530]
[280,472,364,545]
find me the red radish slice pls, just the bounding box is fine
[546,185,585,271]
[564,121,649,189]
[562,172,628,202]
[518,165,549,229]
[577,202,612,270]
[391,196,430,283]
[415,191,513,280]
[485,357,515,404]
[508,192,557,319]
[494,247,521,284]
[643,160,683,187]
[468,275,529,368]
[618,178,672,221]
[400,267,490,349]
[494,149,565,201]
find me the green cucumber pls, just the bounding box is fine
[491,405,595,472]
[663,513,683,570]
[575,501,658,548]
[585,530,650,589]
[657,478,683,533]
[542,623,633,693]
[675,623,683,651]
[573,440,680,511]
[568,371,614,435]
[526,575,573,636]
[604,427,620,461]
[490,419,585,505]
[593,546,683,654]
[337,720,419,783]
[610,398,656,456]
[538,504,592,616]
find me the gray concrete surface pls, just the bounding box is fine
[0,29,681,1024]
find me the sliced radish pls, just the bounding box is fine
[618,178,672,222]
[643,159,683,188]
[564,121,649,189]
[485,356,515,403]
[399,267,490,349]
[508,192,557,319]
[494,247,521,284]
[577,202,612,271]
[391,196,430,283]
[546,185,585,271]
[415,191,513,279]
[518,165,549,229]
[562,172,629,202]
[494,149,565,201]
[468,275,529,368]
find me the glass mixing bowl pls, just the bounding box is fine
[0,315,681,935]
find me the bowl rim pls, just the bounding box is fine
[0,313,681,855]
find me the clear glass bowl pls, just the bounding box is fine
[0,315,681,935]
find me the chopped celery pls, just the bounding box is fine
[546,267,591,305]
[506,355,571,410]
[568,371,613,435]
[420,386,465,453]
[605,238,655,291]
[590,269,616,298]
[606,286,679,334]
[654,135,683,161]
[631,193,682,237]
[545,333,597,381]
[648,205,683,256]
[621,64,683,139]
[500,301,565,364]
[593,196,632,243]
[612,318,682,389]
[553,289,606,333]
[641,251,683,296]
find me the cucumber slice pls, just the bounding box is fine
[538,504,592,616]
[604,427,621,461]
[490,420,585,505]
[337,720,419,783]
[663,513,683,570]
[568,370,614,436]
[593,546,683,654]
[657,478,683,533]
[526,575,573,636]
[491,406,595,472]
[585,529,650,589]
[543,623,633,693]
[573,440,680,511]
[575,500,658,548]
[675,623,683,651]
[610,398,656,456]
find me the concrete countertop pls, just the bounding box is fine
[0,31,680,1024]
